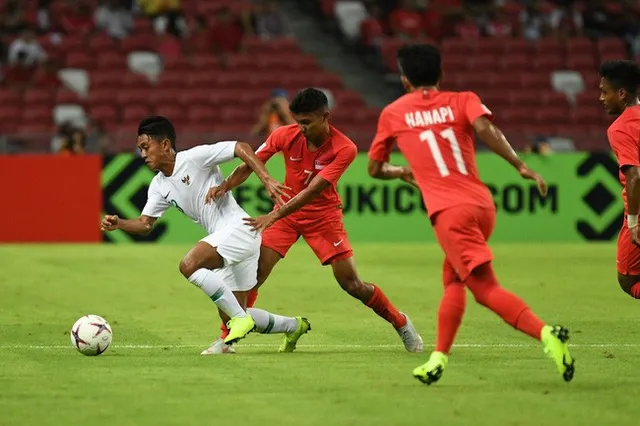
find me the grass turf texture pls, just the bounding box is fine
[0,243,637,426]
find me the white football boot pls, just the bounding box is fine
[396,313,424,352]
[200,338,236,355]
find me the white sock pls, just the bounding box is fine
[187,269,246,319]
[247,308,298,334]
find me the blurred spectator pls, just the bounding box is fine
[209,6,245,64]
[34,59,61,88]
[138,0,187,38]
[360,3,385,47]
[156,33,181,61]
[455,13,481,39]
[0,0,29,36]
[8,28,47,66]
[86,121,112,154]
[251,89,294,137]
[50,122,74,153]
[187,15,211,53]
[548,0,582,39]
[519,2,547,41]
[255,0,291,39]
[389,0,424,39]
[61,1,96,36]
[3,50,36,91]
[57,129,88,155]
[36,0,53,33]
[582,0,615,39]
[621,10,640,58]
[484,11,512,37]
[95,0,133,39]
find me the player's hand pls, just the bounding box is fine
[400,170,419,188]
[243,214,276,233]
[205,185,228,204]
[263,177,291,207]
[100,215,119,232]
[518,165,547,196]
[631,226,640,247]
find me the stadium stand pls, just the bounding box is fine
[0,0,638,153]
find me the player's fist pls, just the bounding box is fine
[400,168,419,188]
[100,215,119,232]
[205,185,228,204]
[518,165,547,197]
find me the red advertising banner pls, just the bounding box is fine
[0,155,102,243]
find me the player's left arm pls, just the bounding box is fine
[367,108,418,187]
[233,142,290,206]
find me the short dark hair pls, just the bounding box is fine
[397,43,442,88]
[599,60,640,95]
[289,88,328,114]
[138,116,176,150]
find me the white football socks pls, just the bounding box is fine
[248,308,298,334]
[187,269,246,319]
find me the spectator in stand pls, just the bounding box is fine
[36,0,53,33]
[484,10,512,37]
[519,2,548,41]
[209,6,245,66]
[138,0,187,38]
[251,89,294,137]
[8,28,47,66]
[621,9,640,58]
[0,0,29,36]
[581,0,615,39]
[360,2,384,48]
[254,0,291,39]
[95,0,133,39]
[34,58,61,88]
[50,122,74,153]
[389,0,425,40]
[548,0,582,39]
[57,128,87,155]
[3,50,36,91]
[86,120,112,154]
[61,1,96,36]
[455,13,481,40]
[187,15,211,52]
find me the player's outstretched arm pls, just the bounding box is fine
[623,166,640,244]
[233,142,290,205]
[473,116,547,196]
[244,175,329,232]
[100,215,157,235]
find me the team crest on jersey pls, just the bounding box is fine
[181,175,191,186]
[314,160,327,170]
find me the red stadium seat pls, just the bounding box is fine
[0,105,21,122]
[120,34,157,52]
[90,105,119,123]
[0,89,22,105]
[508,90,543,106]
[565,38,593,55]
[55,90,82,104]
[187,105,218,124]
[532,54,564,73]
[565,54,596,72]
[91,71,123,89]
[596,38,627,59]
[571,104,603,124]
[23,89,55,106]
[154,105,187,122]
[88,90,118,108]
[534,39,563,57]
[500,54,530,70]
[123,72,153,88]
[22,106,53,124]
[441,38,476,56]
[504,39,533,55]
[177,89,214,107]
[150,89,183,105]
[533,105,570,125]
[520,73,551,89]
[476,39,505,56]
[88,34,119,52]
[117,90,152,106]
[97,52,128,69]
[65,51,94,69]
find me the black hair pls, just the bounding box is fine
[289,88,328,114]
[138,116,176,150]
[599,60,640,96]
[397,43,442,88]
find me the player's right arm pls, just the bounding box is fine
[467,93,547,196]
[367,107,418,187]
[609,127,640,243]
[100,180,167,235]
[207,131,282,201]
[100,215,157,235]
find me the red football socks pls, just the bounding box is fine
[465,263,545,341]
[631,283,640,298]
[435,282,466,354]
[366,284,407,329]
[220,289,260,339]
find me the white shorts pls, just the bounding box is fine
[200,223,261,292]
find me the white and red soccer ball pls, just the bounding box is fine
[70,315,113,356]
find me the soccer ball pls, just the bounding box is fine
[70,315,113,356]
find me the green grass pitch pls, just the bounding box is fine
[0,242,637,426]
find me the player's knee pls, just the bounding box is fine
[179,256,200,279]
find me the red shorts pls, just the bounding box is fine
[432,204,496,281]
[262,214,353,265]
[616,225,640,275]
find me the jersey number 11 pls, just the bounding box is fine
[420,128,468,177]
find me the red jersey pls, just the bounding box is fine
[256,124,357,220]
[369,89,494,218]
[607,105,640,213]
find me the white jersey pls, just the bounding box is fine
[141,142,247,234]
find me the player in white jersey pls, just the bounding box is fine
[100,116,312,354]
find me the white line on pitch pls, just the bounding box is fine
[0,343,638,350]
